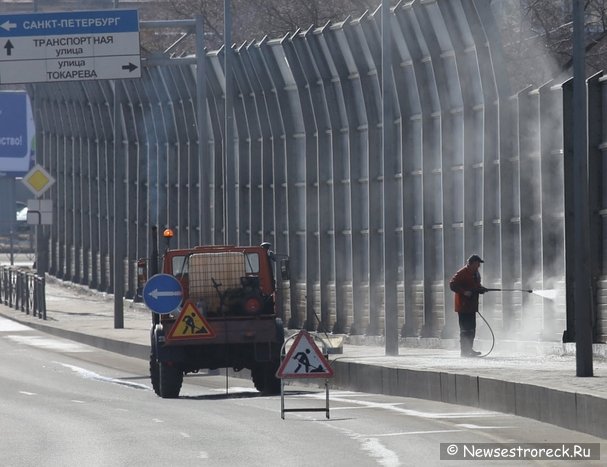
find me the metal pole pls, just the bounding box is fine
[224,0,236,245]
[113,80,125,329]
[382,0,398,355]
[196,15,210,245]
[572,0,593,376]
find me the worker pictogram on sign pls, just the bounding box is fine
[276,330,334,379]
[166,300,216,341]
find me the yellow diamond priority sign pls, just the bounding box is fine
[22,164,55,197]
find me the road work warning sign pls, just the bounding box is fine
[276,330,333,379]
[166,300,215,341]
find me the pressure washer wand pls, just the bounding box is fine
[485,288,533,293]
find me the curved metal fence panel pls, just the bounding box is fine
[23,0,606,343]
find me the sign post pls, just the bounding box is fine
[0,9,141,84]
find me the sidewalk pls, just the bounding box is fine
[0,275,605,439]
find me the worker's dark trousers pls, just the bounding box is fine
[458,312,476,354]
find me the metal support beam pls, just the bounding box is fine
[224,0,236,244]
[113,80,125,329]
[382,0,398,355]
[572,0,593,376]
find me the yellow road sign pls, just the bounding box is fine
[166,300,215,341]
[22,163,55,197]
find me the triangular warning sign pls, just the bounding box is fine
[166,300,216,341]
[276,330,334,379]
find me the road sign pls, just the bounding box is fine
[143,274,183,315]
[22,163,55,197]
[0,9,141,84]
[276,330,334,379]
[26,198,52,225]
[166,300,216,341]
[0,91,34,175]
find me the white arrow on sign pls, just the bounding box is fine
[1,21,17,32]
[149,289,182,300]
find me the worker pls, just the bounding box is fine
[449,254,488,357]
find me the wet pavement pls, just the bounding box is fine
[0,274,605,439]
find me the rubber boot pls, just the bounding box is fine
[460,330,474,356]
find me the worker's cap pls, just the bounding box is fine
[467,254,484,264]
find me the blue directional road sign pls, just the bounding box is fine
[143,274,183,315]
[0,9,141,84]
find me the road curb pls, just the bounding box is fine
[2,308,605,440]
[330,360,607,439]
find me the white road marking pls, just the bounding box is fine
[19,391,36,396]
[198,451,209,459]
[71,400,85,404]
[303,393,504,419]
[456,423,515,430]
[361,437,400,467]
[314,420,400,467]
[369,429,463,437]
[180,432,191,438]
[7,335,93,353]
[210,386,257,394]
[0,317,31,332]
[57,362,150,390]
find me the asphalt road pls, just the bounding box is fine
[0,316,604,467]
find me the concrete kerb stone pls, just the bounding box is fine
[478,377,517,414]
[454,373,479,408]
[576,393,607,439]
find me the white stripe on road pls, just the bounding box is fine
[368,429,463,437]
[304,393,504,419]
[361,437,400,467]
[6,335,93,353]
[58,362,150,390]
[456,423,515,430]
[0,316,31,332]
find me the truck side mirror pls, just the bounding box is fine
[280,258,290,281]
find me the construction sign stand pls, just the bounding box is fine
[276,330,334,419]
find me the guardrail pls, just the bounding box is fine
[0,266,46,320]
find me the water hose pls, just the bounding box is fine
[474,288,531,357]
[476,310,495,358]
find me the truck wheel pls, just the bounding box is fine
[150,325,162,396]
[264,360,282,395]
[149,353,160,396]
[159,362,183,398]
[252,361,281,395]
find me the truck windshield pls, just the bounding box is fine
[244,253,259,273]
[172,255,188,275]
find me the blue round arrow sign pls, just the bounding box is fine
[143,274,183,314]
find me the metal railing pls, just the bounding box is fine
[0,267,46,320]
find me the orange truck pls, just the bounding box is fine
[145,236,288,398]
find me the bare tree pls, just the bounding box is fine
[142,0,607,92]
[496,0,607,90]
[145,0,376,54]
